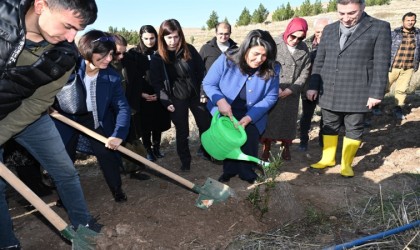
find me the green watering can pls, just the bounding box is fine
[201,111,270,168]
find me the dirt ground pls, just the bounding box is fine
[6,93,420,249]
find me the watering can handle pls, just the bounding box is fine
[213,110,240,128]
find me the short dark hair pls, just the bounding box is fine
[78,29,116,62]
[46,0,98,28]
[228,29,277,80]
[215,22,231,33]
[113,34,127,47]
[337,0,365,5]
[403,12,417,21]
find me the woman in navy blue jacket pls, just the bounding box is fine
[54,30,131,202]
[203,29,280,183]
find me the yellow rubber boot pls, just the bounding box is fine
[310,135,338,169]
[340,137,362,177]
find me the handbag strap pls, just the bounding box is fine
[161,59,170,82]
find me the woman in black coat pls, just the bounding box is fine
[123,25,171,161]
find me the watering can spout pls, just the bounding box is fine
[225,151,270,168]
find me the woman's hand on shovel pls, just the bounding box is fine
[105,137,122,150]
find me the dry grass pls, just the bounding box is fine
[227,174,420,249]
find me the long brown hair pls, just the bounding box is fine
[157,19,191,63]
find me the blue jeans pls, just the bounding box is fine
[0,114,92,248]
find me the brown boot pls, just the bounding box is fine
[281,142,291,161]
[261,138,271,161]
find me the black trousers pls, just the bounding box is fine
[223,122,259,181]
[299,98,319,145]
[321,109,365,140]
[170,95,211,167]
[66,113,122,192]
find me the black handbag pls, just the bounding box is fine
[54,71,88,115]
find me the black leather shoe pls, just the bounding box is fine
[146,148,157,162]
[153,145,164,158]
[218,173,235,183]
[112,188,127,202]
[85,217,104,233]
[130,171,151,180]
[180,165,190,172]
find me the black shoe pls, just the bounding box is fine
[218,173,235,183]
[393,106,405,120]
[56,199,64,208]
[146,148,157,161]
[153,145,164,158]
[112,188,127,202]
[130,171,151,180]
[181,165,190,172]
[0,244,21,250]
[84,217,104,233]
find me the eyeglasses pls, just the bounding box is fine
[92,36,115,43]
[114,52,124,56]
[217,32,231,36]
[289,34,304,42]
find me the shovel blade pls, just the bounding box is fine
[194,177,235,209]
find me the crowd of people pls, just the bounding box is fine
[0,0,418,248]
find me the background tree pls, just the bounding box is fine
[272,4,287,21]
[236,7,252,26]
[298,0,313,16]
[326,0,337,12]
[285,2,295,19]
[222,17,229,24]
[312,0,324,15]
[251,3,269,24]
[206,11,219,30]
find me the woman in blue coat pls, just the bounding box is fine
[203,29,280,183]
[54,30,131,202]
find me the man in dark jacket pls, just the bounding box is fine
[0,0,98,249]
[307,0,391,177]
[388,12,420,120]
[199,22,238,73]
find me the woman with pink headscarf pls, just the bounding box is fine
[261,17,311,161]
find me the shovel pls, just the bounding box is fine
[0,162,98,249]
[50,110,234,209]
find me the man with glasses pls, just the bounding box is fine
[0,0,99,249]
[199,22,238,73]
[307,0,391,177]
[197,22,237,163]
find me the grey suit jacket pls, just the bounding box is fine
[309,13,391,112]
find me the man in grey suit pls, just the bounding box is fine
[306,0,391,177]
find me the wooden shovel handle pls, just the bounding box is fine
[49,110,195,190]
[0,162,68,231]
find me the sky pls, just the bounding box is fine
[89,0,306,32]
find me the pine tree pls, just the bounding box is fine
[206,11,219,30]
[236,7,252,26]
[312,0,324,15]
[251,3,269,24]
[327,0,337,12]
